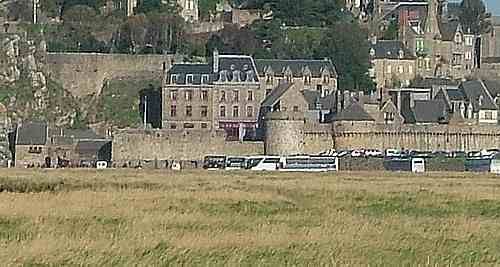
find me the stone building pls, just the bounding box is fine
[177,0,199,22]
[163,50,261,140]
[15,122,111,167]
[369,39,417,89]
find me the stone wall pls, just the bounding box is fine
[334,123,500,151]
[45,53,172,97]
[112,129,263,164]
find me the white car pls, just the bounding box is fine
[385,149,401,157]
[351,150,365,157]
[365,149,383,157]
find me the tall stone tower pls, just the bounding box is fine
[177,0,199,22]
[264,111,305,156]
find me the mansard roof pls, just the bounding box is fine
[254,59,338,78]
[167,54,260,85]
[482,80,500,98]
[446,88,467,101]
[369,40,414,59]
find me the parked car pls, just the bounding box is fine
[385,149,401,158]
[337,150,350,158]
[351,149,365,157]
[365,149,383,157]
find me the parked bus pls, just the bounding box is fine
[203,155,227,170]
[279,156,338,172]
[384,157,425,173]
[225,157,247,170]
[465,157,492,172]
[245,156,280,171]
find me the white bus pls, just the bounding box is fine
[246,156,280,171]
[279,156,338,172]
[225,157,247,170]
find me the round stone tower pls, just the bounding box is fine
[264,111,305,156]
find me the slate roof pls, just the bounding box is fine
[167,54,259,85]
[439,20,460,41]
[460,80,498,111]
[16,122,48,146]
[369,40,414,60]
[75,140,110,154]
[301,90,336,110]
[62,128,103,140]
[254,59,338,78]
[482,57,500,64]
[333,102,374,121]
[412,100,448,123]
[412,77,458,88]
[482,80,500,98]
[261,82,294,107]
[446,88,466,101]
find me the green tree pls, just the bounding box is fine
[459,0,490,34]
[317,22,374,92]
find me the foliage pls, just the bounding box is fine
[7,0,32,21]
[459,0,490,34]
[382,19,399,40]
[317,22,374,91]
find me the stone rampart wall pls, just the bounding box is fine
[45,53,172,97]
[334,123,500,151]
[112,129,263,163]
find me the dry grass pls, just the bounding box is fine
[0,169,500,266]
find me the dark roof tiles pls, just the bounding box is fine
[16,122,48,145]
[255,59,337,78]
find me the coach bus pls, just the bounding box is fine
[279,156,338,172]
[203,155,227,170]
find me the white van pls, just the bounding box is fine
[490,158,500,174]
[411,158,425,173]
[96,161,108,169]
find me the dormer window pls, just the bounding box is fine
[304,75,311,85]
[398,49,404,59]
[201,74,209,84]
[465,36,474,46]
[266,74,273,85]
[370,48,375,57]
[454,33,462,44]
[186,74,194,84]
[170,74,178,84]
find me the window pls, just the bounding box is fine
[183,123,194,129]
[408,65,413,74]
[454,33,462,44]
[485,111,493,120]
[425,58,431,70]
[28,146,42,154]
[246,106,253,117]
[170,123,177,129]
[201,74,209,84]
[304,75,311,85]
[186,74,194,84]
[398,65,404,74]
[323,75,329,84]
[220,106,226,117]
[201,106,208,117]
[384,112,395,123]
[170,90,177,101]
[465,36,474,46]
[170,105,177,117]
[201,123,208,129]
[293,106,299,112]
[266,89,272,96]
[266,75,273,84]
[233,106,239,117]
[186,106,192,117]
[247,90,253,101]
[170,74,178,84]
[185,90,193,101]
[220,90,226,102]
[201,90,208,101]
[387,65,392,74]
[465,51,472,60]
[233,90,239,102]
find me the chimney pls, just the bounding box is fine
[370,34,377,45]
[213,48,219,73]
[343,90,351,108]
[336,90,343,112]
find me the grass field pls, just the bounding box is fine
[1,170,500,265]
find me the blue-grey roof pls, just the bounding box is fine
[460,80,498,111]
[369,40,414,60]
[333,102,374,121]
[446,88,466,101]
[261,83,294,107]
[16,122,47,146]
[255,59,337,78]
[412,100,448,123]
[301,90,336,110]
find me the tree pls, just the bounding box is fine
[459,0,491,34]
[317,22,374,92]
[7,0,32,22]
